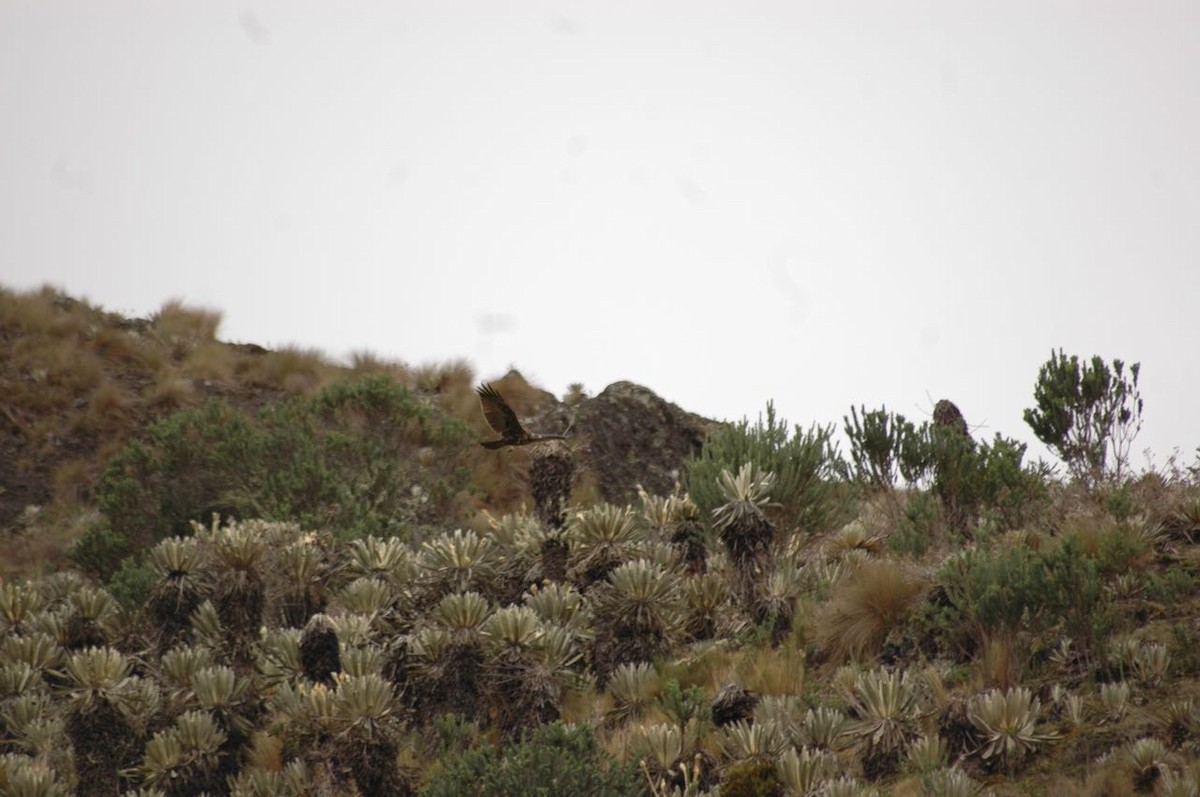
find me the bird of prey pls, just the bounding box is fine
[476,383,567,449]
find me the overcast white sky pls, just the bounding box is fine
[2,2,1198,469]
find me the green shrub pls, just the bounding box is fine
[422,722,646,797]
[935,538,1112,677]
[900,429,1049,538]
[1093,523,1149,578]
[92,376,471,578]
[720,758,784,797]
[843,406,925,490]
[685,402,843,534]
[96,399,259,553]
[1101,482,1138,521]
[941,545,1046,634]
[105,558,157,609]
[67,519,131,579]
[1023,349,1143,485]
[934,545,1052,680]
[657,677,710,729]
[1040,538,1111,663]
[972,435,1051,532]
[1145,567,1195,604]
[887,492,940,558]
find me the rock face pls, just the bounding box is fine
[554,381,718,505]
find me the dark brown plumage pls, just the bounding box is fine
[476,383,567,449]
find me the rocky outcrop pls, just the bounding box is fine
[547,381,718,505]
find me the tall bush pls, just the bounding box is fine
[843,405,926,490]
[1023,349,1143,484]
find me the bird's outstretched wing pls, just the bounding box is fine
[476,383,527,440]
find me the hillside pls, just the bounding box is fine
[2,284,1200,797]
[0,286,712,576]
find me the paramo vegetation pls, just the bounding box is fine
[2,286,1200,796]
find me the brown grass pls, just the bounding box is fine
[414,358,475,395]
[83,378,133,433]
[184,341,237,383]
[348,349,412,381]
[145,368,196,409]
[16,338,104,398]
[817,558,928,663]
[1048,767,1136,797]
[152,298,222,356]
[0,503,100,580]
[246,732,283,772]
[0,284,92,339]
[670,642,807,698]
[88,324,151,368]
[975,632,1020,691]
[241,346,333,393]
[51,459,92,505]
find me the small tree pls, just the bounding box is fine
[1023,349,1143,485]
[844,406,908,490]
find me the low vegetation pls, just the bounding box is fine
[2,286,1200,796]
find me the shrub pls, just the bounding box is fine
[1145,567,1195,604]
[68,519,130,579]
[1023,349,1143,484]
[94,399,258,557]
[938,545,1050,641]
[1039,538,1112,665]
[936,539,1111,681]
[867,419,1048,541]
[934,546,1048,685]
[887,492,941,558]
[843,406,925,490]
[972,435,1051,532]
[720,758,784,797]
[685,402,843,535]
[105,558,157,609]
[91,376,471,577]
[422,722,644,797]
[926,431,1049,538]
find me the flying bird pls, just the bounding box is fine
[476,383,567,449]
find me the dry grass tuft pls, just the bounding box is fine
[817,558,927,663]
[746,644,807,696]
[0,503,100,580]
[152,298,222,356]
[246,731,284,772]
[52,459,92,505]
[83,378,133,434]
[1058,511,1115,557]
[146,368,196,409]
[348,349,412,381]
[683,643,806,698]
[1049,766,1136,797]
[242,346,333,393]
[184,341,237,383]
[19,338,104,398]
[414,358,475,395]
[88,324,151,367]
[0,284,91,339]
[975,633,1021,691]
[419,359,480,430]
